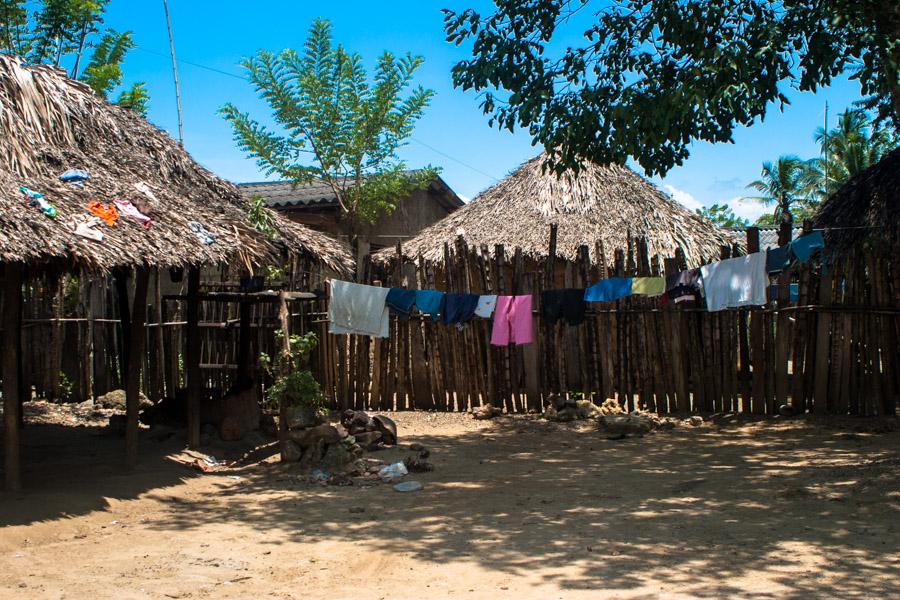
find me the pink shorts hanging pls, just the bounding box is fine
[490,295,533,346]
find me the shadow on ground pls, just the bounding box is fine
[2,411,898,597]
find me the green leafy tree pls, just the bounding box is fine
[116,81,149,115]
[221,19,438,258]
[753,213,777,227]
[443,0,900,177]
[31,0,105,66]
[0,1,30,57]
[807,109,898,199]
[69,0,108,78]
[80,28,133,97]
[695,203,749,229]
[245,193,277,239]
[745,156,818,243]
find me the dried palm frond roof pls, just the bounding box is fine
[376,153,736,268]
[0,54,347,272]
[266,210,354,275]
[813,146,899,254]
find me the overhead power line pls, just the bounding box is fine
[134,46,502,183]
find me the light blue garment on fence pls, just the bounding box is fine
[790,231,825,262]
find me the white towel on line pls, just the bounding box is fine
[699,252,768,311]
[327,280,390,338]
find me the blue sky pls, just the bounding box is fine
[98,1,863,223]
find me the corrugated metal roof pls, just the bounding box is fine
[238,180,337,208]
[757,226,803,250]
[237,175,464,210]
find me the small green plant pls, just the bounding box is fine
[259,330,324,411]
[265,264,285,282]
[246,194,277,239]
[57,371,74,401]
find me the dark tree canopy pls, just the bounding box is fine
[444,0,900,176]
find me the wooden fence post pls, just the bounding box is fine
[3,263,23,491]
[185,266,201,448]
[125,268,150,468]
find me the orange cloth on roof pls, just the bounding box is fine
[86,201,118,226]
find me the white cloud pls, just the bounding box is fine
[726,196,770,223]
[662,184,703,213]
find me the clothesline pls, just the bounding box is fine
[327,231,829,346]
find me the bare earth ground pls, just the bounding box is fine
[1,404,898,600]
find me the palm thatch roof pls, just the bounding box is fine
[267,210,354,275]
[0,54,349,273]
[377,153,736,268]
[813,146,899,254]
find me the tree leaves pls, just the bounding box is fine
[80,28,133,98]
[221,18,438,234]
[445,0,900,177]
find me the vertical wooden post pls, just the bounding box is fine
[277,290,291,461]
[3,263,23,491]
[185,266,201,448]
[236,299,251,384]
[125,268,150,468]
[113,268,132,383]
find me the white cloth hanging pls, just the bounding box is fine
[699,252,768,311]
[327,280,390,338]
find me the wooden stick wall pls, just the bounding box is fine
[2,232,897,417]
[317,231,898,416]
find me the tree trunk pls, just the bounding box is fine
[778,201,793,246]
[3,263,23,491]
[71,24,88,79]
[277,291,291,461]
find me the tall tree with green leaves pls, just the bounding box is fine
[695,204,749,229]
[221,19,438,260]
[69,0,108,78]
[0,0,29,57]
[31,0,104,66]
[443,0,900,177]
[80,28,133,97]
[744,156,818,244]
[807,109,898,199]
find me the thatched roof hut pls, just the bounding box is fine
[0,54,350,272]
[813,146,899,254]
[267,211,353,276]
[375,153,735,268]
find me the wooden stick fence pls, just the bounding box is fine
[3,230,897,418]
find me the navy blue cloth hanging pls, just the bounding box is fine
[442,293,479,325]
[386,288,416,318]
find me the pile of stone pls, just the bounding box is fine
[599,411,678,438]
[542,394,609,422]
[281,408,398,472]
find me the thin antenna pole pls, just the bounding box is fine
[163,0,184,145]
[823,101,828,197]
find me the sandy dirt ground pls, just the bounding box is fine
[1,404,898,600]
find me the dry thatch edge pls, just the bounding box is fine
[373,153,740,269]
[813,146,899,255]
[0,55,351,274]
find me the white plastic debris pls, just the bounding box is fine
[378,461,408,481]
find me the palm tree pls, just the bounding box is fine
[745,156,817,244]
[809,109,898,199]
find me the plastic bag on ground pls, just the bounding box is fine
[378,461,408,481]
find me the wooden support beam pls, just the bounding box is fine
[236,299,251,384]
[125,268,150,468]
[185,266,201,449]
[3,263,23,491]
[278,290,291,461]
